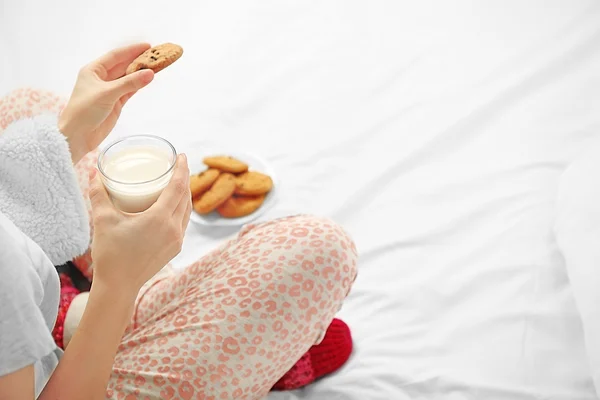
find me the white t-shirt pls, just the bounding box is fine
[0,211,62,395]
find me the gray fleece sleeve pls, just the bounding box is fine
[0,113,90,265]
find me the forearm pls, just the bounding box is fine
[40,279,136,400]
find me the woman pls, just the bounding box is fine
[0,43,357,399]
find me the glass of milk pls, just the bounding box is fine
[97,135,177,213]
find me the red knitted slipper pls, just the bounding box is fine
[52,273,80,349]
[272,318,353,391]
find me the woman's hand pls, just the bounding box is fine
[88,154,192,297]
[58,43,155,164]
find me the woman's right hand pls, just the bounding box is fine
[89,154,192,296]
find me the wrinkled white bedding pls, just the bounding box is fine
[3,1,600,399]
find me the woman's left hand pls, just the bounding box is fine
[58,43,155,164]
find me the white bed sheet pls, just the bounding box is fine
[3,1,600,399]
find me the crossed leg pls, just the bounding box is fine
[107,215,358,399]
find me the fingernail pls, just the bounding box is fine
[180,153,187,162]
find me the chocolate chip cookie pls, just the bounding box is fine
[203,156,249,174]
[190,169,220,199]
[217,195,266,218]
[125,43,183,75]
[235,171,273,196]
[193,173,236,214]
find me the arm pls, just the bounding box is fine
[39,280,135,400]
[41,154,191,399]
[0,250,134,400]
[0,286,134,400]
[0,155,190,400]
[0,286,132,400]
[0,290,133,400]
[0,366,35,400]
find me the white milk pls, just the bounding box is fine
[101,147,174,213]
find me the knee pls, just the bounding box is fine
[231,215,358,347]
[265,215,358,299]
[1,88,66,132]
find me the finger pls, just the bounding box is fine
[106,61,130,80]
[173,174,191,218]
[121,91,136,105]
[89,172,113,214]
[118,91,137,110]
[104,69,154,100]
[90,43,151,74]
[151,154,190,214]
[112,91,137,117]
[181,197,192,233]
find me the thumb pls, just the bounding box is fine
[89,172,112,212]
[105,69,154,99]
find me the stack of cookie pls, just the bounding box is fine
[190,156,274,218]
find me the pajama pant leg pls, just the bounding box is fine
[106,215,358,400]
[0,87,64,130]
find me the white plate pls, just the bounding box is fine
[188,150,278,227]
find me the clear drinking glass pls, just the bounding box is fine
[97,135,177,213]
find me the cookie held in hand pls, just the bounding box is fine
[217,195,266,218]
[125,43,183,75]
[235,171,273,196]
[190,169,220,199]
[203,156,249,174]
[193,173,236,214]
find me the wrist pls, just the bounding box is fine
[58,111,87,164]
[89,278,138,311]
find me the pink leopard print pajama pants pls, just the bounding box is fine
[0,89,358,399]
[113,215,357,399]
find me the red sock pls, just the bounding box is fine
[52,273,80,349]
[272,318,353,391]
